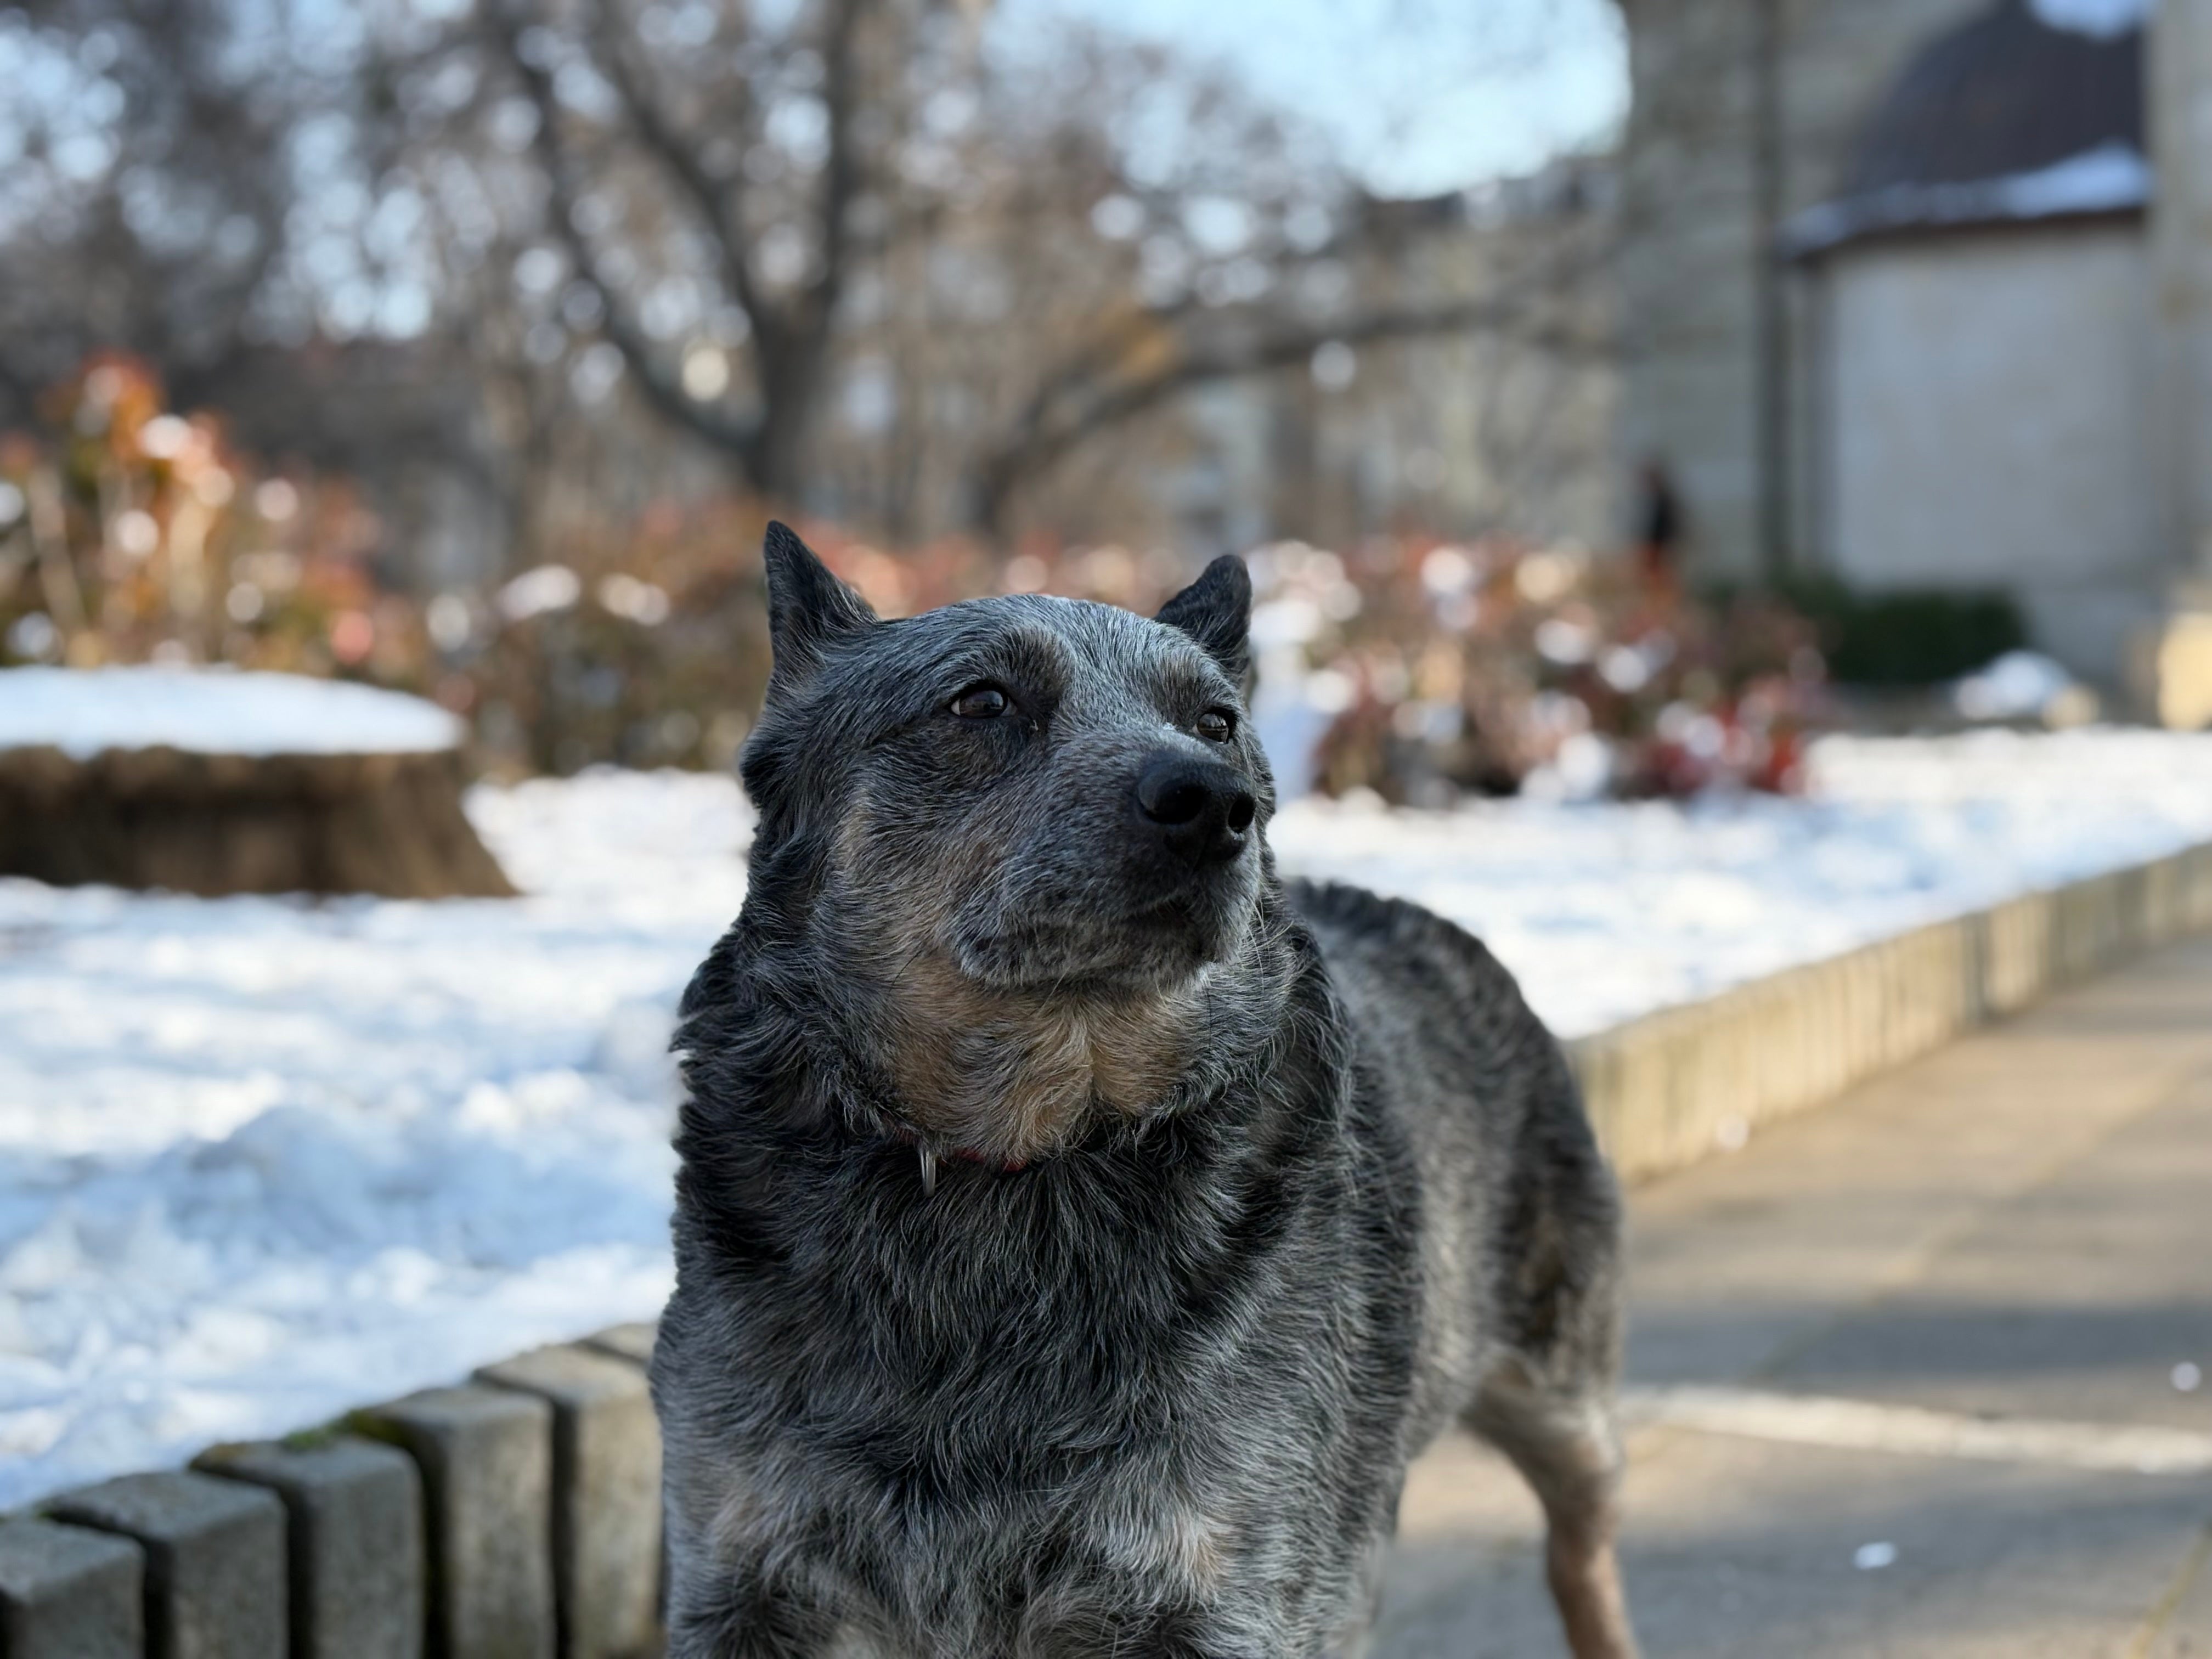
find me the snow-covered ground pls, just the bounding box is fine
[4,730,2212,1507]
[0,667,463,758]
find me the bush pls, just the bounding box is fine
[0,356,1206,780]
[1272,533,1830,805]
[1774,577,2026,688]
[0,355,434,690]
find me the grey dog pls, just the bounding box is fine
[653,523,1638,1658]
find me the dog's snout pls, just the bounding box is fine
[1134,753,1256,863]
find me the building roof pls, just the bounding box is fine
[1786,0,2147,258]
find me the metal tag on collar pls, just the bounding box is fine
[918,1147,939,1197]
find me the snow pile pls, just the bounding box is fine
[2029,0,2149,39]
[1785,142,2150,257]
[1278,729,2212,1037]
[4,733,2212,1505]
[0,769,747,1505]
[1951,650,2086,725]
[0,667,463,759]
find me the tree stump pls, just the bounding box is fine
[0,670,514,899]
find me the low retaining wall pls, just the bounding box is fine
[1569,840,2212,1184]
[7,840,2212,1656]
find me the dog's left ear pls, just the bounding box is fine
[1155,555,1252,694]
[761,520,877,696]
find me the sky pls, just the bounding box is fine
[1018,0,1630,198]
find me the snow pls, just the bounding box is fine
[1784,142,2151,258]
[0,770,745,1505]
[0,667,464,759]
[1951,650,2080,723]
[1995,142,2153,218]
[1277,729,2212,1036]
[2029,0,2149,39]
[4,731,2212,1506]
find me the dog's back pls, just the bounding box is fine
[1291,879,1625,1435]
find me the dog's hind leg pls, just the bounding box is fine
[1465,1365,1639,1659]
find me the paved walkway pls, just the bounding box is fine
[1380,932,2212,1658]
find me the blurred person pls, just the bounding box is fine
[1632,458,1684,599]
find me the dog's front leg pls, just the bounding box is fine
[664,1561,839,1659]
[658,1425,840,1658]
[1125,1605,1285,1659]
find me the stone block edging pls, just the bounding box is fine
[1568,840,2212,1184]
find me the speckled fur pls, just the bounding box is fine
[653,526,1636,1658]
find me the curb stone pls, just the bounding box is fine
[0,1516,144,1659]
[354,1386,556,1659]
[196,1433,426,1659]
[477,1345,661,1659]
[49,1470,286,1659]
[1569,841,2212,1182]
[580,1324,657,1370]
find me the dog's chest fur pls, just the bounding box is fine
[863,953,1208,1163]
[657,915,1430,1655]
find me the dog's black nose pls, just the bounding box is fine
[1134,754,1256,865]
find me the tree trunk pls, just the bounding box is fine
[0,746,516,899]
[751,329,827,507]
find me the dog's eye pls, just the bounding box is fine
[950,684,1011,720]
[1195,707,1237,743]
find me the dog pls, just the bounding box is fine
[653,523,1638,1658]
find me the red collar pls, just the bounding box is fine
[941,1145,1029,1173]
[890,1128,1028,1192]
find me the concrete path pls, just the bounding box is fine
[1380,932,2212,1658]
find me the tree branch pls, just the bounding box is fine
[806,0,870,327]
[579,0,769,334]
[489,4,765,473]
[970,296,1607,535]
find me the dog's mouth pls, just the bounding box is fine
[949,889,1246,994]
[1120,889,1234,944]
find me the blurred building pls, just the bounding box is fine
[1618,0,2212,722]
[1174,161,1620,562]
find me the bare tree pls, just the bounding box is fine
[482,0,885,503]
[0,0,295,421]
[967,274,1605,540]
[4,0,1626,573]
[469,0,1612,539]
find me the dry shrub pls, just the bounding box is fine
[4,363,1822,801]
[1273,532,1827,803]
[0,356,430,690]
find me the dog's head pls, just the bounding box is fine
[737,524,1285,1158]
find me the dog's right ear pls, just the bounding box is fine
[761,520,877,695]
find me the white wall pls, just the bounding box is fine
[1825,223,2163,682]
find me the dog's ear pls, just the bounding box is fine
[761,520,877,694]
[1155,555,1252,692]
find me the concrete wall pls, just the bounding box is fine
[2138,0,2212,727]
[1822,222,2165,683]
[1617,0,1993,580]
[2152,0,2212,592]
